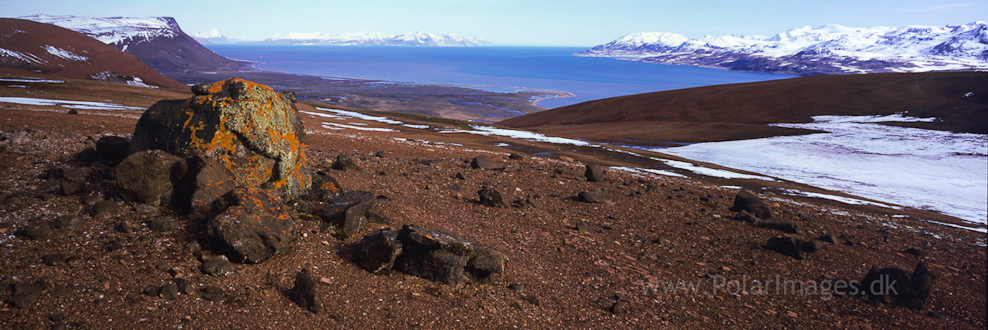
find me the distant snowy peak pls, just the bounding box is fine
[19,14,181,47]
[192,28,224,39]
[581,22,988,75]
[263,31,490,47]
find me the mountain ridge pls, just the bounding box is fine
[259,31,490,47]
[580,22,988,75]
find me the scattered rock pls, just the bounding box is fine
[861,261,935,310]
[608,301,626,314]
[575,222,592,234]
[471,156,505,170]
[56,167,95,196]
[90,200,124,219]
[454,172,468,180]
[128,78,311,201]
[287,268,323,313]
[374,151,388,158]
[7,281,45,308]
[160,282,179,300]
[756,218,799,233]
[511,195,541,208]
[201,254,235,277]
[206,187,296,263]
[114,150,187,206]
[66,109,78,115]
[509,153,524,160]
[577,190,619,204]
[354,225,508,287]
[53,216,81,230]
[202,286,224,302]
[95,136,129,164]
[735,210,758,223]
[146,217,180,232]
[22,220,53,240]
[904,247,927,257]
[765,236,819,260]
[478,186,507,208]
[585,163,606,182]
[729,190,772,219]
[353,229,404,274]
[304,172,344,201]
[318,191,383,238]
[817,234,836,244]
[332,153,361,171]
[42,253,69,266]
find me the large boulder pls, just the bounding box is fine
[128,78,311,200]
[206,187,297,263]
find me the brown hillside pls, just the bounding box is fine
[0,18,186,89]
[500,72,988,145]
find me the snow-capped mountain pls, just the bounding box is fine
[261,31,490,47]
[580,22,988,75]
[18,14,250,73]
[191,28,227,44]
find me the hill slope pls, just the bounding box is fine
[0,18,186,89]
[19,14,251,73]
[499,72,988,145]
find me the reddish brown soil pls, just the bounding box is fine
[0,80,985,329]
[0,18,187,90]
[499,72,988,143]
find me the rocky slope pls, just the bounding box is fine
[0,77,984,329]
[0,18,187,89]
[19,14,251,73]
[498,72,988,145]
[580,22,988,75]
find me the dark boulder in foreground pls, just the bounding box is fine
[471,155,505,170]
[128,77,311,201]
[861,261,935,310]
[353,225,508,287]
[730,190,772,219]
[114,150,187,206]
[765,236,818,260]
[206,187,296,263]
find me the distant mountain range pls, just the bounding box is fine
[259,31,490,47]
[19,14,251,73]
[0,18,187,89]
[580,22,988,75]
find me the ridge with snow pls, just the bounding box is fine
[261,31,490,47]
[580,22,988,75]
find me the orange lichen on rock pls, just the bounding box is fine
[128,78,311,200]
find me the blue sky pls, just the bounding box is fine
[3,0,986,46]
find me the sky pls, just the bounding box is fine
[3,0,986,46]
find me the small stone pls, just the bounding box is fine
[201,255,235,276]
[904,247,927,257]
[202,286,224,302]
[577,190,618,204]
[608,301,625,314]
[478,186,506,208]
[22,220,53,240]
[42,253,69,266]
[765,236,818,260]
[508,283,524,291]
[471,156,505,170]
[509,153,524,160]
[584,164,605,182]
[287,268,323,313]
[575,222,592,234]
[8,281,45,308]
[160,282,179,300]
[146,217,180,232]
[454,172,468,180]
[756,218,799,233]
[331,153,361,171]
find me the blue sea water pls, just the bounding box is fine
[206,45,796,109]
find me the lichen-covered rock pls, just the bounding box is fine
[115,150,187,206]
[394,225,507,287]
[187,156,237,216]
[128,78,311,200]
[206,187,296,263]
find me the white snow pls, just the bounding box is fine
[440,125,594,146]
[660,159,777,181]
[315,107,403,124]
[191,28,224,39]
[0,97,145,111]
[658,115,988,224]
[264,31,489,46]
[321,122,397,132]
[43,46,88,61]
[20,14,178,46]
[611,166,687,178]
[0,78,64,83]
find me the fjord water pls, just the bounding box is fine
[206,45,795,108]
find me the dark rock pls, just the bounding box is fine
[904,247,927,257]
[287,268,323,313]
[817,234,836,244]
[861,261,936,310]
[116,220,135,234]
[206,187,296,263]
[577,190,618,204]
[146,217,180,232]
[22,220,53,240]
[454,172,468,180]
[303,173,343,201]
[95,136,129,164]
[374,151,388,158]
[128,78,311,201]
[392,225,508,287]
[173,278,192,295]
[735,210,758,223]
[331,153,361,171]
[729,190,772,219]
[7,281,45,308]
[42,253,69,266]
[57,167,95,196]
[202,286,224,302]
[765,236,819,260]
[90,200,124,219]
[67,109,78,115]
[201,255,235,276]
[160,282,179,300]
[471,156,505,170]
[608,301,626,314]
[585,163,606,182]
[353,229,403,274]
[756,218,799,233]
[523,294,540,306]
[53,215,81,230]
[511,195,541,208]
[114,150,187,206]
[508,153,524,160]
[187,156,237,215]
[318,191,380,238]
[478,186,506,208]
[507,283,524,291]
